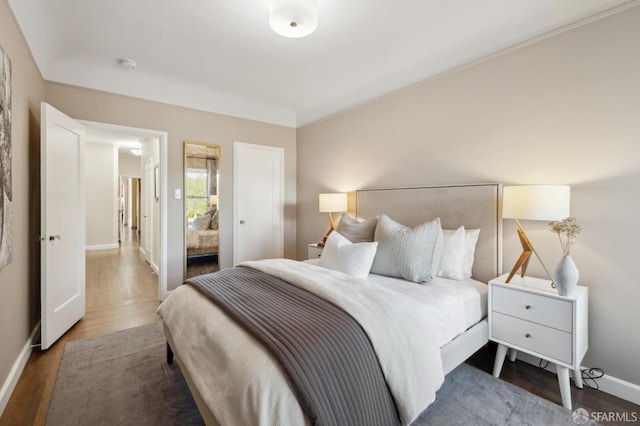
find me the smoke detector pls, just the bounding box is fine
[118,58,137,71]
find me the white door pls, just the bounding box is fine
[234,142,284,264]
[141,160,153,263]
[41,103,86,350]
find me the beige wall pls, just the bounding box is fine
[85,142,118,248]
[118,152,142,178]
[297,6,640,386]
[44,82,297,291]
[2,1,296,395]
[0,0,45,402]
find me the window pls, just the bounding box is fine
[185,168,209,219]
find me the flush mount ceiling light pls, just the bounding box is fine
[118,58,137,71]
[268,0,318,38]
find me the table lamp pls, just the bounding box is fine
[502,185,570,283]
[318,193,348,246]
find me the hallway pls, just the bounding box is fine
[0,228,160,426]
[83,227,159,337]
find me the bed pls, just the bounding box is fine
[186,208,219,261]
[159,183,503,425]
[185,227,219,257]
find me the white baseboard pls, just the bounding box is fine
[85,243,119,251]
[150,261,159,274]
[139,247,151,263]
[514,351,640,405]
[0,322,40,417]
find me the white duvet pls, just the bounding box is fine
[159,259,448,425]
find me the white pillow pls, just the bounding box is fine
[318,231,378,279]
[432,228,444,278]
[463,228,481,278]
[437,226,466,280]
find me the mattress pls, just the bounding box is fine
[367,274,488,345]
[306,259,488,347]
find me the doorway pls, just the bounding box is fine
[40,103,168,350]
[118,177,140,242]
[82,120,168,300]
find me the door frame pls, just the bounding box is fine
[142,159,154,266]
[80,120,169,300]
[233,141,284,265]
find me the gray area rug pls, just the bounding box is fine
[47,322,202,426]
[416,363,597,426]
[47,322,595,426]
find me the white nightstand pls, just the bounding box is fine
[307,243,324,260]
[488,274,588,410]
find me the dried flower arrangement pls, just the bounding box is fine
[548,217,584,256]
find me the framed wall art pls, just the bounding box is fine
[0,45,12,270]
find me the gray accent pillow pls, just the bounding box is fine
[192,214,211,230]
[335,214,378,243]
[209,210,219,230]
[371,215,442,283]
[204,207,217,217]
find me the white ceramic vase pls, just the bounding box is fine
[554,255,579,297]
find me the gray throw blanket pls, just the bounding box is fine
[185,266,400,426]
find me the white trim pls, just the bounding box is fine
[515,351,640,406]
[79,120,169,301]
[85,243,119,251]
[0,323,40,417]
[159,136,168,299]
[112,146,119,247]
[139,246,148,262]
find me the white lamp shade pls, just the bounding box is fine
[319,193,347,213]
[269,0,318,38]
[502,185,570,221]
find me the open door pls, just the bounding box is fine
[40,102,86,350]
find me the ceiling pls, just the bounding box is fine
[8,0,633,128]
[85,128,146,159]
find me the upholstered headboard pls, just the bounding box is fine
[356,184,503,283]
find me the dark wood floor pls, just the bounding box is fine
[186,255,219,279]
[467,343,640,426]
[0,227,160,426]
[2,237,638,425]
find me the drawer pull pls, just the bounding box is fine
[525,333,531,338]
[525,305,531,310]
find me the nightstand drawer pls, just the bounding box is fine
[492,286,572,332]
[308,244,323,259]
[492,312,572,364]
